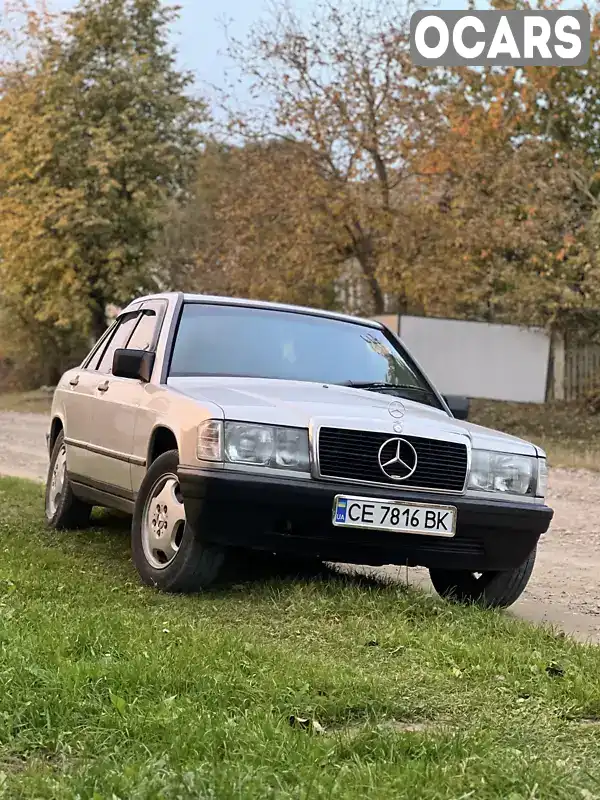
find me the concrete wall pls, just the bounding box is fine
[374,315,550,403]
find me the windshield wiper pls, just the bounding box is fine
[343,381,432,394]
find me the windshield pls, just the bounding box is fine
[169,303,440,407]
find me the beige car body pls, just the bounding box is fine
[49,293,218,510]
[48,291,547,514]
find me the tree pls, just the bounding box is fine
[0,0,204,369]
[224,0,433,314]
[217,0,600,327]
[410,7,600,329]
[406,122,597,326]
[174,138,345,308]
[152,141,237,298]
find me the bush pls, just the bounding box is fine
[584,388,600,416]
[0,311,89,391]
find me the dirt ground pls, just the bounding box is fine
[0,412,50,482]
[1,411,599,642]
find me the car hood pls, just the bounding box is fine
[168,377,539,455]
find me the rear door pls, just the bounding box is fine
[63,322,119,481]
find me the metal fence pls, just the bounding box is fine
[563,338,600,400]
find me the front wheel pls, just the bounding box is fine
[131,449,232,593]
[429,548,536,609]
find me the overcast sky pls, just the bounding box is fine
[159,0,466,94]
[45,1,468,91]
[43,0,479,110]
[46,0,351,94]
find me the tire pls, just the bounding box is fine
[45,431,93,529]
[429,547,537,609]
[131,449,231,593]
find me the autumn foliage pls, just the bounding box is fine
[2,0,600,383]
[0,0,202,382]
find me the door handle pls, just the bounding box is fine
[97,380,110,394]
[69,376,80,387]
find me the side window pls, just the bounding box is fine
[82,302,142,369]
[95,313,141,374]
[85,321,118,371]
[127,309,159,352]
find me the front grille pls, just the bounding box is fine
[318,428,468,493]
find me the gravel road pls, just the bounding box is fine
[1,412,599,641]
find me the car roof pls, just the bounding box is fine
[129,291,383,329]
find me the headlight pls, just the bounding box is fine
[197,420,310,472]
[468,450,539,496]
[225,423,274,465]
[225,423,310,471]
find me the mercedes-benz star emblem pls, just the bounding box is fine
[378,437,418,481]
[388,400,406,419]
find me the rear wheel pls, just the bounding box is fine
[429,548,536,609]
[131,449,232,593]
[45,431,92,529]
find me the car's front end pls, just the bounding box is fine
[174,383,552,576]
[161,297,552,606]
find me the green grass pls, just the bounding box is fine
[471,399,600,470]
[1,477,600,798]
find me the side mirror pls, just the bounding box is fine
[112,349,155,382]
[444,394,470,421]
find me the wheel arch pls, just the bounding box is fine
[147,425,179,467]
[48,415,65,455]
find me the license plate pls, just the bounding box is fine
[332,495,457,537]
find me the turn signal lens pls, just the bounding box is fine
[537,458,548,498]
[197,420,223,461]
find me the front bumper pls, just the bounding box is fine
[178,468,554,572]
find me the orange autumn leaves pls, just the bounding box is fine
[174,1,600,327]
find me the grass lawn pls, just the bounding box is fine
[471,400,600,471]
[1,477,600,798]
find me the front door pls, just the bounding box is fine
[83,303,164,495]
